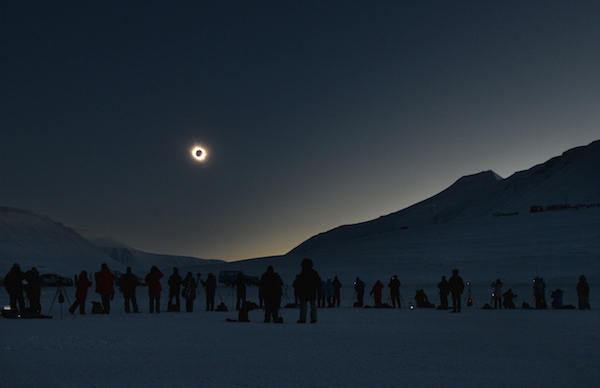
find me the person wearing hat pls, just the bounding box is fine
[96,263,115,314]
[4,263,26,315]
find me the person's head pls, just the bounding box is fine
[267,265,274,273]
[187,271,193,277]
[580,275,586,282]
[452,269,458,276]
[151,265,158,273]
[442,276,446,280]
[12,263,20,271]
[80,270,88,277]
[301,258,313,270]
[126,267,132,274]
[31,267,38,273]
[101,263,109,270]
[173,267,179,274]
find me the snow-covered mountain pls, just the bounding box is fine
[291,140,600,255]
[0,208,219,277]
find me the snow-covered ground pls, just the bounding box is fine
[2,285,598,388]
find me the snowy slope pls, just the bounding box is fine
[0,207,125,276]
[291,140,600,254]
[77,229,223,274]
[0,209,217,278]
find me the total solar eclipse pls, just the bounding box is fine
[191,146,207,161]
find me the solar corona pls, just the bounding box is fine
[191,146,207,161]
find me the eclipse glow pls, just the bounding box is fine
[191,146,207,161]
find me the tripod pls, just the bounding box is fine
[282,285,292,306]
[387,291,405,308]
[463,282,477,308]
[48,284,74,319]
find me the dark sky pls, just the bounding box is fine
[2,2,599,261]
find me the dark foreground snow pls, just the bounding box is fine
[2,290,598,388]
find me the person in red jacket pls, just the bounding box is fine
[370,280,384,306]
[145,266,163,313]
[69,270,92,315]
[96,263,115,314]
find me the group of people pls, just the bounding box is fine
[4,261,593,320]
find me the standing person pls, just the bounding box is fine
[318,280,326,308]
[438,276,450,310]
[145,266,163,313]
[119,267,140,313]
[260,266,284,323]
[533,277,547,309]
[69,271,92,315]
[354,277,365,307]
[332,276,342,307]
[491,279,503,309]
[202,273,217,311]
[182,272,197,312]
[370,280,384,307]
[168,267,183,312]
[292,275,300,305]
[97,263,115,314]
[235,272,247,311]
[4,263,26,315]
[448,269,465,313]
[576,275,591,310]
[326,279,334,307]
[389,275,401,308]
[25,267,42,314]
[295,258,321,323]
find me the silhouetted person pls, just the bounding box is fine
[318,279,326,308]
[448,269,464,313]
[260,266,284,322]
[415,289,430,308]
[69,270,92,314]
[389,275,401,308]
[145,266,163,313]
[295,258,321,323]
[438,276,450,309]
[292,275,300,305]
[168,267,183,311]
[491,279,503,309]
[332,276,342,307]
[533,277,546,309]
[370,280,384,306]
[236,272,247,310]
[576,275,590,310]
[97,263,115,314]
[502,289,517,309]
[182,272,197,312]
[354,277,365,307]
[119,267,140,313]
[25,267,42,313]
[4,263,26,315]
[202,273,216,311]
[551,289,563,309]
[326,279,334,307]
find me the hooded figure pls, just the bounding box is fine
[260,266,284,322]
[370,280,384,306]
[25,267,42,313]
[438,276,450,309]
